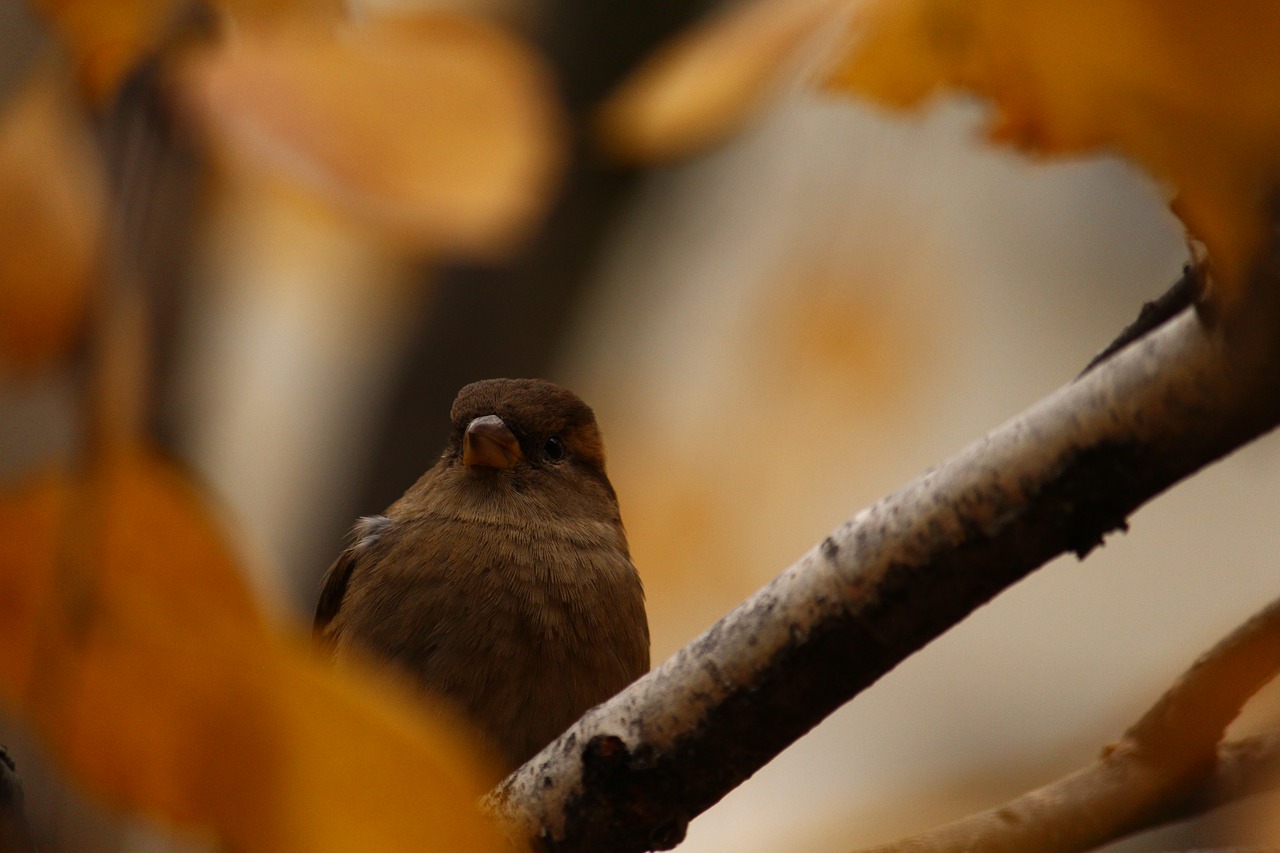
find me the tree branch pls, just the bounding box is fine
[487,242,1280,852]
[850,595,1280,853]
[1185,732,1280,817]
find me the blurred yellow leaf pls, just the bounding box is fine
[828,0,1280,288]
[28,0,178,103]
[0,67,105,375]
[180,13,564,256]
[598,0,846,162]
[0,444,506,852]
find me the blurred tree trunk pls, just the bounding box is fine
[326,0,715,599]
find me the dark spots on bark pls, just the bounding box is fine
[821,536,840,562]
[702,660,729,690]
[688,621,725,660]
[1033,441,1137,559]
[552,735,689,852]
[585,735,627,767]
[649,819,686,849]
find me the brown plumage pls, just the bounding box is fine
[315,378,649,770]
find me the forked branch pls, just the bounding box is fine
[853,595,1280,853]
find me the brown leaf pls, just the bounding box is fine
[180,13,564,256]
[0,445,506,852]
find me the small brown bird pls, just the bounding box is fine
[315,378,649,770]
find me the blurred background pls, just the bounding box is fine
[2,0,1279,850]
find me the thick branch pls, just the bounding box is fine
[851,595,1280,853]
[487,258,1280,851]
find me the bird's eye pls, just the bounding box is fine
[543,435,566,461]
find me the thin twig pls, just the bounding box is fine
[1187,733,1280,816]
[850,596,1280,853]
[1128,597,1280,760]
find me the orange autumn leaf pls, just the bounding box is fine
[180,13,564,256]
[827,0,1280,289]
[597,0,848,162]
[0,67,105,375]
[0,445,506,852]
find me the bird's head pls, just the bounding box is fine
[438,379,616,513]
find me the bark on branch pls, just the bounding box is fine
[487,248,1280,852]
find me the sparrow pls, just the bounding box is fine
[314,378,650,770]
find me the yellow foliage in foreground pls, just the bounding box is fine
[179,13,564,256]
[1,4,564,372]
[0,445,506,852]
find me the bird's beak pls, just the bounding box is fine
[463,415,523,469]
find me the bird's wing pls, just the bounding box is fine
[314,514,392,635]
